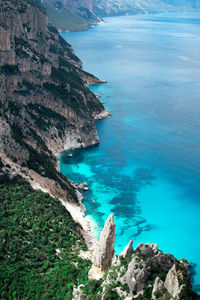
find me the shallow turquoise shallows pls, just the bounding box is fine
[61,13,200,292]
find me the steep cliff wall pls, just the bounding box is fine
[0,0,107,202]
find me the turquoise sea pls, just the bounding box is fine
[61,13,200,292]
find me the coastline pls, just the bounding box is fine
[57,108,111,249]
[57,108,111,248]
[60,190,98,249]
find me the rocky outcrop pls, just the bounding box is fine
[85,237,197,299]
[125,243,176,295]
[119,240,134,258]
[88,214,115,279]
[164,264,191,299]
[0,0,106,203]
[94,108,111,120]
[152,276,165,299]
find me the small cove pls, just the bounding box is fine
[61,13,200,292]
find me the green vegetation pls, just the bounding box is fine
[152,287,172,299]
[0,74,3,86]
[0,182,91,299]
[44,3,90,32]
[82,279,102,298]
[26,0,46,13]
[103,285,122,300]
[0,64,20,75]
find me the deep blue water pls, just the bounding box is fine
[61,13,200,292]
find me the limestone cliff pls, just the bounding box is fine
[0,0,107,202]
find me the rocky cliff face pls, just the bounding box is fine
[0,0,107,202]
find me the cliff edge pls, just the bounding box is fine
[0,0,107,202]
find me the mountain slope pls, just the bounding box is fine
[43,2,91,32]
[162,0,200,8]
[40,0,102,32]
[0,180,91,299]
[41,0,199,32]
[93,0,196,17]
